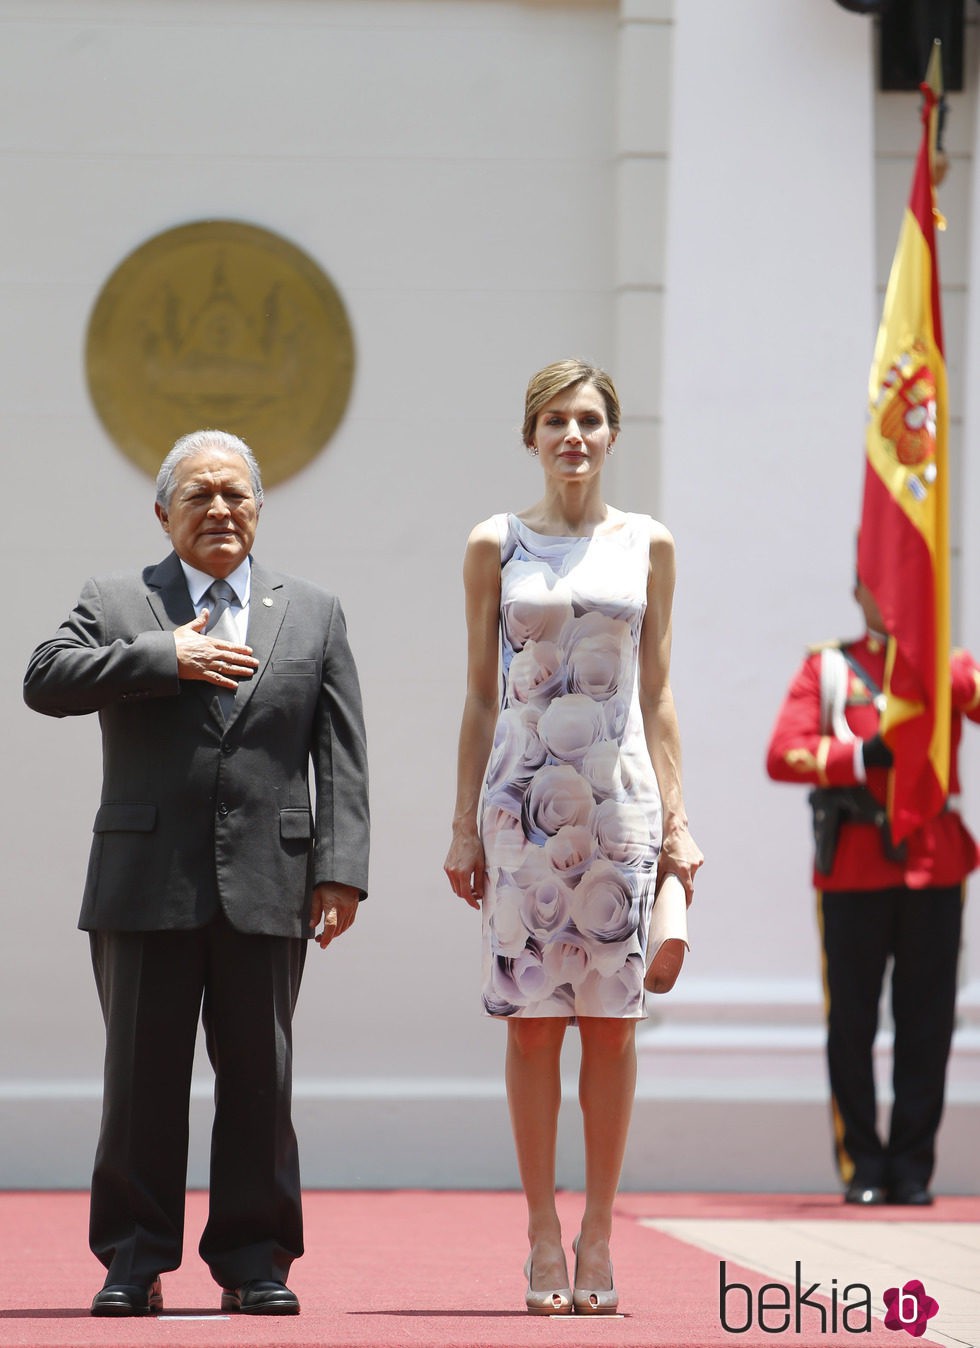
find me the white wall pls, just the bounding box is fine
[663,1,878,966]
[0,0,621,1186]
[647,0,873,1194]
[1,0,977,1193]
[637,0,978,1194]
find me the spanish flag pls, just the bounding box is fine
[858,72,949,843]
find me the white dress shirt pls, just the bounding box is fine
[179,557,252,646]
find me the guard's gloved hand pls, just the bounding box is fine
[862,734,894,769]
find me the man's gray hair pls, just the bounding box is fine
[155,430,265,509]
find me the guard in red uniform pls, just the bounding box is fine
[766,581,980,1205]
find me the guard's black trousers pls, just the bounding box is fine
[818,885,963,1191]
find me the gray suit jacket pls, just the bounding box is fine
[24,552,370,936]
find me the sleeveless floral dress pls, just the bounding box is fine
[480,513,662,1019]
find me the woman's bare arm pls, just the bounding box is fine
[444,520,501,908]
[637,521,703,902]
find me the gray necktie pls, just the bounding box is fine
[203,580,238,718]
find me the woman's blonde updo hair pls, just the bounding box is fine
[522,359,622,449]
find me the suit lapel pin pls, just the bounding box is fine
[262,596,273,607]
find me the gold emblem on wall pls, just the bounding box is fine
[85,220,355,487]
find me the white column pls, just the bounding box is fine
[661,0,877,985]
[610,0,673,512]
[623,0,885,1191]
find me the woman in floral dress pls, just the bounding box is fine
[444,360,702,1315]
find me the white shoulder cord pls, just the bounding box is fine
[819,647,858,743]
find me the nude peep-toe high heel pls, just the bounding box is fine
[523,1253,572,1315]
[572,1234,619,1315]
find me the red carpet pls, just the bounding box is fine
[2,1190,969,1347]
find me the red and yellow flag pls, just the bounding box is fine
[858,78,950,842]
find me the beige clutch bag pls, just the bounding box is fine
[644,873,689,995]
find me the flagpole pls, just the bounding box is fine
[924,39,949,190]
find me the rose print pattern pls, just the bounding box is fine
[481,514,662,1019]
[522,765,595,843]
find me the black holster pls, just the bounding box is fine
[808,786,908,876]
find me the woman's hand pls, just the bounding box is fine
[659,822,703,906]
[444,827,486,910]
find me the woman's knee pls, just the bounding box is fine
[578,1017,637,1058]
[508,1017,567,1058]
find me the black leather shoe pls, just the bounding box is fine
[844,1182,886,1205]
[91,1277,163,1316]
[889,1181,934,1206]
[221,1280,300,1315]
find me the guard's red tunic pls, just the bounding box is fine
[766,634,980,890]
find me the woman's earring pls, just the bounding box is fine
[528,444,539,457]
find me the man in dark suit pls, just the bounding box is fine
[24,430,370,1317]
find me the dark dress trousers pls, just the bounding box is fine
[24,552,370,1288]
